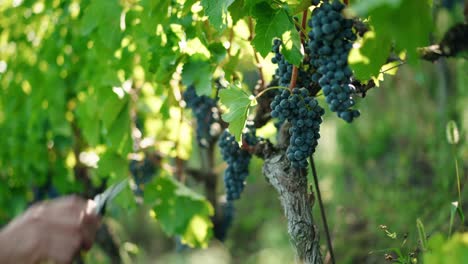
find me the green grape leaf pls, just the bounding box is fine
[96,151,128,180]
[140,0,171,33]
[223,50,241,82]
[228,0,246,24]
[112,181,136,212]
[281,29,303,66]
[349,30,392,81]
[99,87,129,130]
[251,2,296,57]
[201,0,235,31]
[182,55,213,96]
[107,103,132,156]
[350,0,432,64]
[80,3,100,35]
[80,1,122,50]
[208,42,228,64]
[350,0,402,15]
[145,176,213,248]
[245,0,271,14]
[76,97,100,146]
[219,85,253,142]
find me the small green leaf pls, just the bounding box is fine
[251,2,296,57]
[201,0,235,31]
[182,55,213,96]
[219,85,253,141]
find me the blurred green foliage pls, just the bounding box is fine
[0,0,466,263]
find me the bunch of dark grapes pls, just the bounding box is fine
[183,85,221,147]
[271,88,324,168]
[271,39,315,89]
[130,157,158,195]
[307,0,360,122]
[218,128,257,201]
[213,201,235,241]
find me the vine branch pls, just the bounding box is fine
[310,156,335,264]
[263,153,323,264]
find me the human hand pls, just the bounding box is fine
[0,196,101,264]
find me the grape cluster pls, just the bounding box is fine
[271,39,315,89]
[218,129,254,201]
[213,201,235,241]
[307,0,360,122]
[271,88,324,168]
[130,157,157,195]
[183,85,220,147]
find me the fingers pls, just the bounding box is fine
[45,196,88,226]
[79,200,101,251]
[32,196,102,263]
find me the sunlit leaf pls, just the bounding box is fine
[251,2,296,57]
[145,176,213,248]
[219,85,253,141]
[182,55,213,96]
[201,0,235,31]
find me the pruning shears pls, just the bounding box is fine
[93,179,128,215]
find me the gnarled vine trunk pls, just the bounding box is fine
[263,153,323,264]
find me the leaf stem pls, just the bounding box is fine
[289,10,309,90]
[310,156,336,264]
[255,86,289,99]
[379,62,406,74]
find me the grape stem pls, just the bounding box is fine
[254,86,289,99]
[310,156,336,264]
[289,10,309,90]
